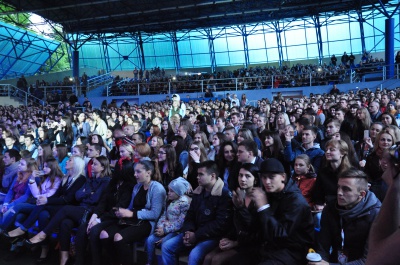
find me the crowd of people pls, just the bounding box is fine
[108,55,388,96]
[0,83,398,265]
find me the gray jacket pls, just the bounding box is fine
[1,162,19,193]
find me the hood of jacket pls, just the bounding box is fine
[336,190,381,220]
[301,143,321,151]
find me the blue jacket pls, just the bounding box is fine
[75,176,111,210]
[284,142,325,173]
[128,181,166,234]
[4,178,32,207]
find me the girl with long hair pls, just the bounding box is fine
[0,158,38,228]
[90,160,165,265]
[24,156,111,265]
[292,154,316,207]
[160,120,174,144]
[148,136,164,160]
[185,141,207,190]
[157,144,183,190]
[313,139,352,211]
[193,131,211,153]
[204,163,261,265]
[275,112,290,136]
[36,143,52,170]
[207,132,228,162]
[75,112,91,139]
[1,157,61,232]
[3,157,64,234]
[53,144,69,175]
[355,107,372,141]
[364,130,395,201]
[115,143,135,180]
[53,116,75,149]
[380,112,397,126]
[218,141,238,191]
[262,130,284,160]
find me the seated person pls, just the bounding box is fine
[161,161,233,265]
[310,168,381,265]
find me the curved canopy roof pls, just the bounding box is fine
[1,0,390,34]
[0,21,60,79]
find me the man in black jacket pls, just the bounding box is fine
[161,161,232,265]
[250,158,314,265]
[310,168,381,265]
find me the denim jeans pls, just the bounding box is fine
[161,233,218,265]
[1,203,35,231]
[146,232,178,264]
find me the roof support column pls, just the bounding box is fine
[138,32,145,70]
[385,17,394,78]
[357,11,366,54]
[241,25,250,68]
[205,29,216,73]
[101,37,111,73]
[272,21,283,67]
[312,16,323,65]
[171,32,181,75]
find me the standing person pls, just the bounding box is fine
[145,177,190,265]
[310,169,381,265]
[51,116,75,149]
[238,158,314,265]
[75,112,91,139]
[169,94,186,119]
[91,109,108,141]
[161,161,233,265]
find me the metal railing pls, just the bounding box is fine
[105,63,400,97]
[0,84,45,106]
[85,72,113,95]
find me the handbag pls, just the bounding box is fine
[118,218,143,227]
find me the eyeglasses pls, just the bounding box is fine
[190,147,200,151]
[158,152,167,155]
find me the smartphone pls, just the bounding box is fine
[364,130,369,139]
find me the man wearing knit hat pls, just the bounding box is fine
[237,158,314,265]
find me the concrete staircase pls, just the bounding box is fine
[0,96,22,107]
